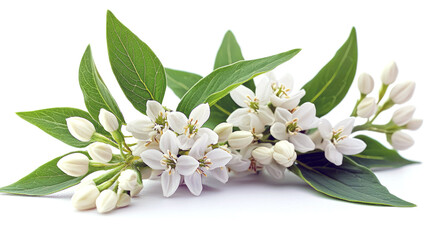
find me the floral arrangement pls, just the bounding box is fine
[0,11,421,213]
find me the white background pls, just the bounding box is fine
[0,0,428,239]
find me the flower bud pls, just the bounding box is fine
[96,189,118,213]
[406,119,423,131]
[357,97,377,118]
[99,109,119,133]
[214,123,233,143]
[88,142,112,163]
[57,153,89,177]
[66,117,95,142]
[116,193,131,208]
[389,81,416,104]
[391,131,414,150]
[357,73,374,95]
[381,61,398,85]
[252,146,273,165]
[118,169,138,191]
[273,141,297,167]
[392,106,415,126]
[130,183,143,197]
[227,131,253,149]
[71,185,100,210]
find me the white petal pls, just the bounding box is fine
[334,117,355,136]
[146,100,165,122]
[189,134,208,159]
[197,128,219,145]
[293,102,316,130]
[206,149,232,169]
[161,171,181,197]
[274,107,292,123]
[256,78,272,104]
[210,167,229,183]
[184,172,203,196]
[228,158,251,172]
[227,108,249,126]
[189,103,210,127]
[258,106,275,125]
[318,118,333,140]
[159,130,179,155]
[265,163,285,180]
[141,149,164,170]
[324,142,343,166]
[277,73,294,91]
[249,113,266,133]
[167,112,188,134]
[270,122,288,140]
[278,90,305,110]
[177,135,195,150]
[176,155,199,176]
[126,117,155,140]
[230,85,255,107]
[290,133,315,153]
[336,138,367,155]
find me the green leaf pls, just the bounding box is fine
[17,107,107,148]
[165,68,202,98]
[79,45,125,124]
[290,152,415,207]
[0,152,95,196]
[348,135,418,169]
[300,27,358,117]
[106,10,166,114]
[177,49,301,115]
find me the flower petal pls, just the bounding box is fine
[270,122,288,140]
[258,106,275,125]
[189,103,210,127]
[336,138,367,155]
[276,73,294,91]
[230,85,255,107]
[161,171,181,197]
[227,154,251,172]
[290,133,315,153]
[189,134,208,160]
[265,162,285,180]
[324,142,343,166]
[141,149,164,170]
[159,130,179,155]
[146,100,165,122]
[256,77,272,104]
[177,135,195,150]
[197,128,219,145]
[167,112,188,134]
[206,149,232,169]
[184,172,202,196]
[176,155,199,176]
[274,107,292,123]
[249,113,266,133]
[126,116,155,140]
[293,102,316,130]
[279,90,305,110]
[210,167,229,183]
[318,118,333,140]
[334,117,355,136]
[227,108,249,126]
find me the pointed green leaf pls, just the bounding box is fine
[349,135,418,169]
[17,107,108,148]
[79,45,125,124]
[106,10,166,114]
[177,49,301,115]
[300,27,358,117]
[290,152,415,207]
[165,68,202,98]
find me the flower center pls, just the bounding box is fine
[196,156,212,176]
[161,150,178,174]
[245,95,260,112]
[271,83,291,98]
[285,118,302,135]
[331,128,347,144]
[184,118,199,137]
[154,113,168,133]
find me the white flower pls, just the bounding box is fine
[227,79,274,133]
[227,149,252,173]
[391,131,414,150]
[264,162,286,180]
[392,105,415,126]
[270,102,318,152]
[140,130,199,197]
[126,101,167,140]
[131,139,160,157]
[228,131,254,149]
[272,140,297,167]
[406,119,423,131]
[99,109,119,133]
[213,123,233,143]
[357,97,377,118]
[116,192,131,208]
[118,169,139,191]
[389,81,416,104]
[358,73,374,95]
[318,118,366,166]
[267,72,306,110]
[167,103,218,150]
[252,146,273,165]
[183,135,232,196]
[66,117,95,142]
[381,61,398,85]
[57,153,89,177]
[96,189,118,213]
[71,184,100,210]
[88,142,112,163]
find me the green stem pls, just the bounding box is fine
[369,99,394,124]
[93,165,123,185]
[91,133,118,149]
[350,93,366,117]
[377,83,389,104]
[97,171,122,192]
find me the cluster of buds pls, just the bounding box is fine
[353,62,422,150]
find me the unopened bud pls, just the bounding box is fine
[392,106,415,126]
[381,61,398,85]
[71,185,100,210]
[130,183,143,197]
[252,146,273,165]
[391,131,414,150]
[358,73,374,94]
[88,142,112,163]
[357,97,377,118]
[228,131,253,149]
[214,123,233,143]
[273,140,297,167]
[57,153,89,177]
[118,169,138,191]
[66,117,95,142]
[389,81,416,104]
[406,119,423,131]
[99,109,119,133]
[96,189,118,213]
[116,193,131,208]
